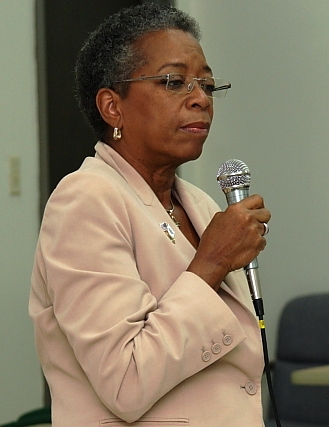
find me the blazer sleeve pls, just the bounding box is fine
[31,169,249,423]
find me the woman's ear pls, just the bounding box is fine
[96,88,123,129]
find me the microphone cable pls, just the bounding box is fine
[255,299,282,427]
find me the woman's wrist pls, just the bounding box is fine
[187,258,228,292]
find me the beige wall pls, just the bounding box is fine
[178,0,329,356]
[0,0,42,423]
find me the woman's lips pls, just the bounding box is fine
[180,122,210,134]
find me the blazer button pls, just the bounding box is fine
[201,350,211,362]
[222,334,233,346]
[211,342,222,354]
[244,381,257,395]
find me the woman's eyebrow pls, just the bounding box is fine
[156,62,188,73]
[157,62,213,74]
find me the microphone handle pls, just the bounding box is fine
[225,188,264,317]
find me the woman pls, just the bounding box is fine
[29,4,271,426]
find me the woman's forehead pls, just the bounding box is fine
[135,29,211,73]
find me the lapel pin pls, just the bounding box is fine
[160,222,176,244]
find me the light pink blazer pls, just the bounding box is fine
[29,142,265,427]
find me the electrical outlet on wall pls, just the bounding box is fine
[8,156,21,196]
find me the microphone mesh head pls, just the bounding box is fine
[217,159,251,192]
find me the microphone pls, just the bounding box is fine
[217,159,264,317]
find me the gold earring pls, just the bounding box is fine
[113,127,122,140]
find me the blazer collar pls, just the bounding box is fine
[95,141,156,206]
[95,142,211,233]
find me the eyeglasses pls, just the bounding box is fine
[113,73,231,98]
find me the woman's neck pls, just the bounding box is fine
[109,140,177,207]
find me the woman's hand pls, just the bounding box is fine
[187,194,271,291]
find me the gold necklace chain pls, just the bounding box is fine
[166,198,180,228]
